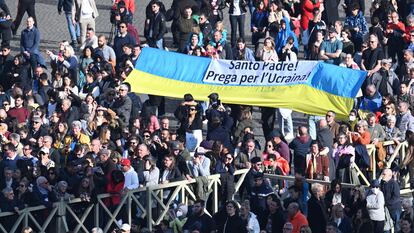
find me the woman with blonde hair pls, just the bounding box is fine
[257,37,278,62]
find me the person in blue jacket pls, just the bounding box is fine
[275,17,298,54]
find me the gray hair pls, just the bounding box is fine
[2,187,13,195]
[9,133,20,142]
[311,183,323,195]
[357,120,368,129]
[387,115,397,123]
[72,121,82,129]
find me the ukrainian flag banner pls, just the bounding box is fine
[126,47,367,118]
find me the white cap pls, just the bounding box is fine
[121,223,131,231]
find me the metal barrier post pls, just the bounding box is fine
[56,200,67,233]
[146,186,153,231]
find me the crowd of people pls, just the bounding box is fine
[0,0,413,232]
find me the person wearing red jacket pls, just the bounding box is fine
[386,11,406,63]
[404,14,414,43]
[112,0,135,16]
[300,0,321,31]
[104,169,125,210]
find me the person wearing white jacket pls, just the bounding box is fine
[366,179,385,233]
[121,158,139,192]
[240,200,260,233]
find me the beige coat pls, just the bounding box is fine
[72,0,99,23]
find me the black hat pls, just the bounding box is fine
[184,93,194,102]
[208,93,219,100]
[254,172,264,179]
[170,141,180,150]
[269,130,282,138]
[351,3,360,10]
[118,0,126,8]
[371,179,380,188]
[251,157,261,164]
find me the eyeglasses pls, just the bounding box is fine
[143,135,150,138]
[226,205,234,208]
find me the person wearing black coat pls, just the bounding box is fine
[4,54,30,91]
[145,1,167,49]
[174,96,203,138]
[324,180,350,214]
[0,45,13,75]
[216,200,247,233]
[0,187,24,230]
[16,180,41,207]
[322,0,340,26]
[0,12,12,47]
[307,183,329,233]
[206,114,233,152]
[265,194,285,232]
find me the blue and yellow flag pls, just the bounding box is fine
[125,47,367,118]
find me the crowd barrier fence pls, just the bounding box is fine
[0,141,411,233]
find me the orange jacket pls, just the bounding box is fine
[289,211,309,233]
[274,157,290,175]
[351,131,371,145]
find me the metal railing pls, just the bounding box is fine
[0,143,412,233]
[0,169,248,233]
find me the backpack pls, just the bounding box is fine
[127,23,140,44]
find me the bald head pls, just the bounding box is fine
[319,119,328,128]
[382,168,393,181]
